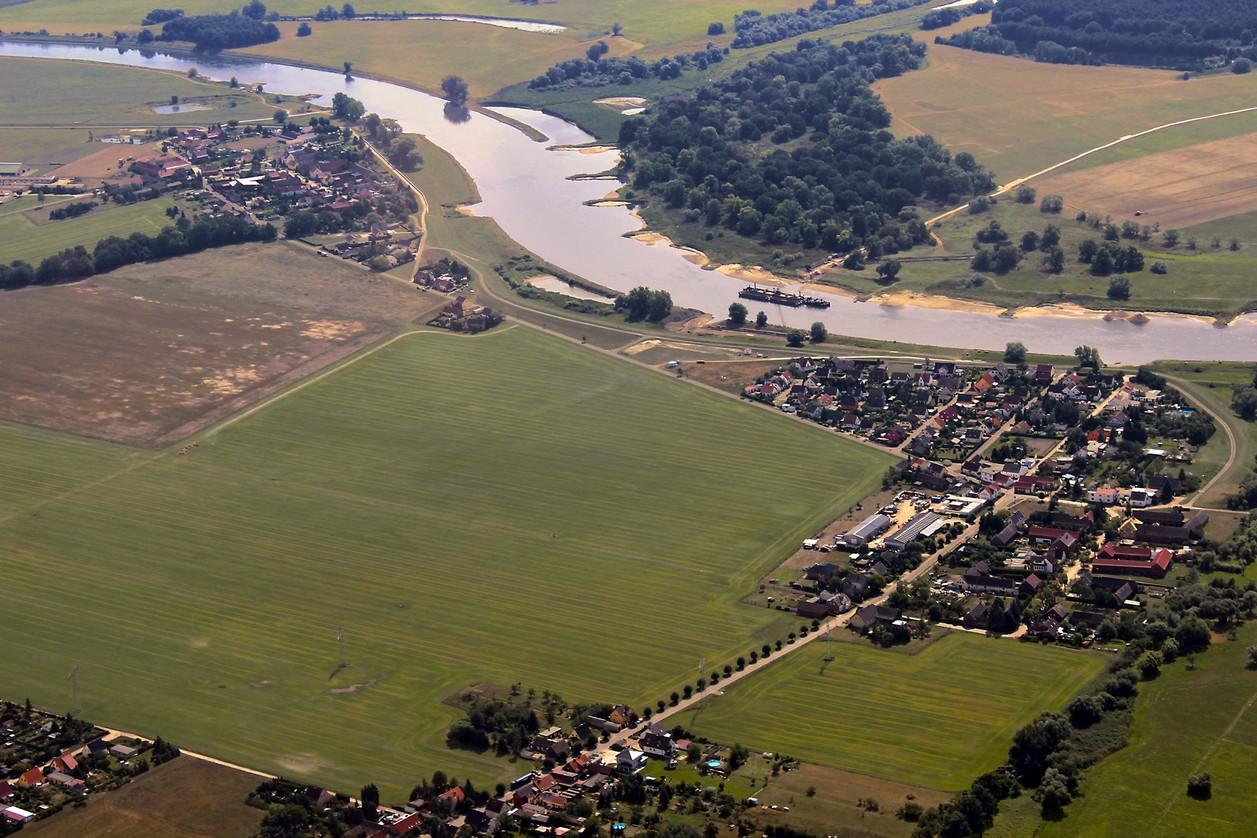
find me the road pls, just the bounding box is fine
[1163,374,1240,507]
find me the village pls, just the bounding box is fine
[739,353,1223,653]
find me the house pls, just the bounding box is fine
[962,601,990,630]
[1014,475,1057,496]
[1036,603,1071,637]
[3,807,35,824]
[842,513,891,547]
[585,716,620,733]
[796,590,851,619]
[387,813,424,835]
[608,705,632,727]
[803,562,839,583]
[45,771,84,790]
[439,786,466,807]
[1074,572,1137,604]
[616,748,647,774]
[991,521,1021,548]
[1087,486,1121,505]
[110,744,139,759]
[961,569,1018,598]
[51,754,78,774]
[0,782,12,800]
[638,725,675,758]
[842,571,871,600]
[848,604,902,633]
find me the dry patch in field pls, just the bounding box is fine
[1034,131,1257,229]
[0,242,442,447]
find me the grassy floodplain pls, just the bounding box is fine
[676,633,1105,791]
[0,326,891,798]
[0,57,301,126]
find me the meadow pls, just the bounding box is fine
[0,325,892,799]
[839,198,1257,319]
[675,632,1105,791]
[0,57,300,126]
[992,622,1257,838]
[874,42,1257,182]
[20,756,262,838]
[0,197,174,265]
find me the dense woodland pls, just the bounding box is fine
[730,0,933,48]
[527,43,726,91]
[159,12,280,50]
[617,36,994,256]
[941,0,1257,69]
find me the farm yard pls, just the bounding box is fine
[675,632,1105,791]
[0,325,892,799]
[0,242,441,446]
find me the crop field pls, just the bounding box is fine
[676,633,1105,791]
[874,44,1257,181]
[0,325,891,798]
[20,756,262,838]
[1014,622,1257,838]
[0,242,441,446]
[0,197,174,265]
[0,127,101,173]
[0,57,298,126]
[1033,130,1257,231]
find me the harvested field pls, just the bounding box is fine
[1033,131,1257,230]
[0,241,440,446]
[874,45,1257,180]
[20,756,261,838]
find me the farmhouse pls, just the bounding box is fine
[849,604,903,632]
[796,590,851,618]
[1092,543,1173,578]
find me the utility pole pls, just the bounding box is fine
[337,627,347,669]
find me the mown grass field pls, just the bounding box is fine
[0,197,174,265]
[0,325,891,799]
[844,198,1257,319]
[874,43,1257,182]
[0,57,297,126]
[676,633,1105,791]
[998,622,1257,838]
[20,756,262,838]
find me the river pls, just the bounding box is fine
[3,41,1255,363]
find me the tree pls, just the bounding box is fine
[1187,773,1212,799]
[728,302,748,325]
[786,329,807,348]
[1039,194,1064,213]
[1233,58,1252,74]
[755,310,768,328]
[810,321,827,343]
[1074,345,1102,372]
[296,21,312,36]
[242,0,267,20]
[1004,341,1027,364]
[342,3,356,18]
[1107,275,1131,300]
[876,258,902,283]
[441,75,470,106]
[1042,245,1065,273]
[708,21,726,35]
[611,21,623,36]
[331,92,364,121]
[1014,184,1036,204]
[587,40,609,61]
[1231,385,1257,421]
[1150,260,1168,274]
[1163,228,1180,247]
[360,782,380,818]
[272,109,286,123]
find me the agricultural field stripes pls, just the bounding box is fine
[0,326,891,798]
[677,633,1105,791]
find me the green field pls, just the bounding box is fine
[1014,623,1257,837]
[0,57,300,126]
[0,198,174,265]
[0,325,891,799]
[676,633,1105,791]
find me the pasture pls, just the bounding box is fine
[675,632,1104,791]
[1017,622,1257,838]
[874,44,1257,181]
[0,325,891,799]
[0,242,440,446]
[0,57,300,126]
[20,756,262,838]
[0,197,174,265]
